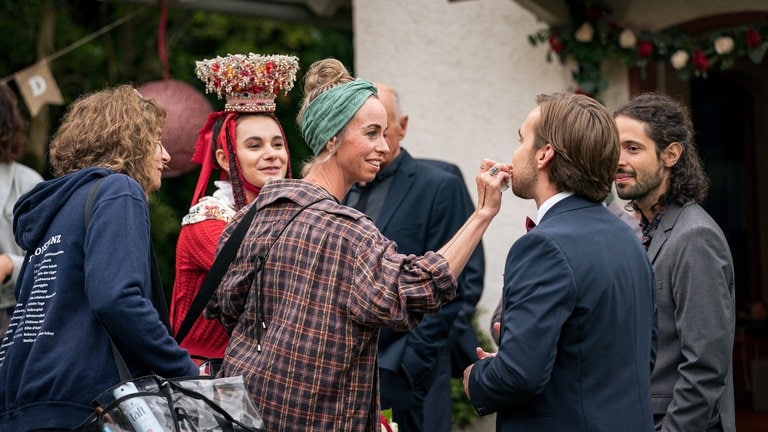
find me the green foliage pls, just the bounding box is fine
[149,190,184,299]
[528,0,768,99]
[1,0,353,291]
[451,376,479,429]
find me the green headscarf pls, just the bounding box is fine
[300,79,377,156]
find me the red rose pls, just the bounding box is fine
[549,33,563,54]
[637,40,653,58]
[693,50,709,71]
[585,5,602,22]
[746,28,762,49]
[574,87,593,98]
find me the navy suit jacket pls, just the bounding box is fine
[468,195,656,432]
[345,150,484,386]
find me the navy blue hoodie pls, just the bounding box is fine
[0,167,198,430]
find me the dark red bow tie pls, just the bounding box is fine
[525,217,536,232]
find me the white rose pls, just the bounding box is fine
[618,28,637,49]
[670,50,689,70]
[574,22,594,43]
[714,36,734,55]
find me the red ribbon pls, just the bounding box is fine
[158,0,169,80]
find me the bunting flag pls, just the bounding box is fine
[14,61,63,117]
[0,8,145,116]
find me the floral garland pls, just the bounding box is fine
[528,0,768,98]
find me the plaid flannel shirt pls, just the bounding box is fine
[211,179,457,431]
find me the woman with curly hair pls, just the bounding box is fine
[0,84,198,431]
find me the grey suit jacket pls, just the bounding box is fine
[649,200,735,432]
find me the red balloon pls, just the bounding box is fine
[138,80,212,177]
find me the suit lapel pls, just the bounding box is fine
[646,201,689,263]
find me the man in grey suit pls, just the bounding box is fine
[614,92,736,432]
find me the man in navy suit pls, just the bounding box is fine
[344,82,485,432]
[463,93,656,432]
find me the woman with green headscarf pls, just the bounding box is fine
[208,58,510,432]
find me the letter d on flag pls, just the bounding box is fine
[14,61,64,117]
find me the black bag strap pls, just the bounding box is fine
[85,177,132,381]
[174,198,325,345]
[105,332,132,381]
[84,177,107,229]
[173,201,260,345]
[85,176,169,379]
[150,246,172,333]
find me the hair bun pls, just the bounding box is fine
[303,58,354,95]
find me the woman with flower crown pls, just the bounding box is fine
[169,53,299,362]
[207,57,509,432]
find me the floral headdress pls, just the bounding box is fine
[189,53,299,210]
[195,53,299,112]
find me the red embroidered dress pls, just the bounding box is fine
[170,182,237,360]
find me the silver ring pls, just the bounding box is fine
[488,166,499,177]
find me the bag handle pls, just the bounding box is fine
[174,198,325,345]
[94,376,265,432]
[164,377,264,431]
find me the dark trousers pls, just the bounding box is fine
[422,350,452,432]
[380,368,428,432]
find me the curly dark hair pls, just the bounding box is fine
[0,83,28,163]
[613,92,709,205]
